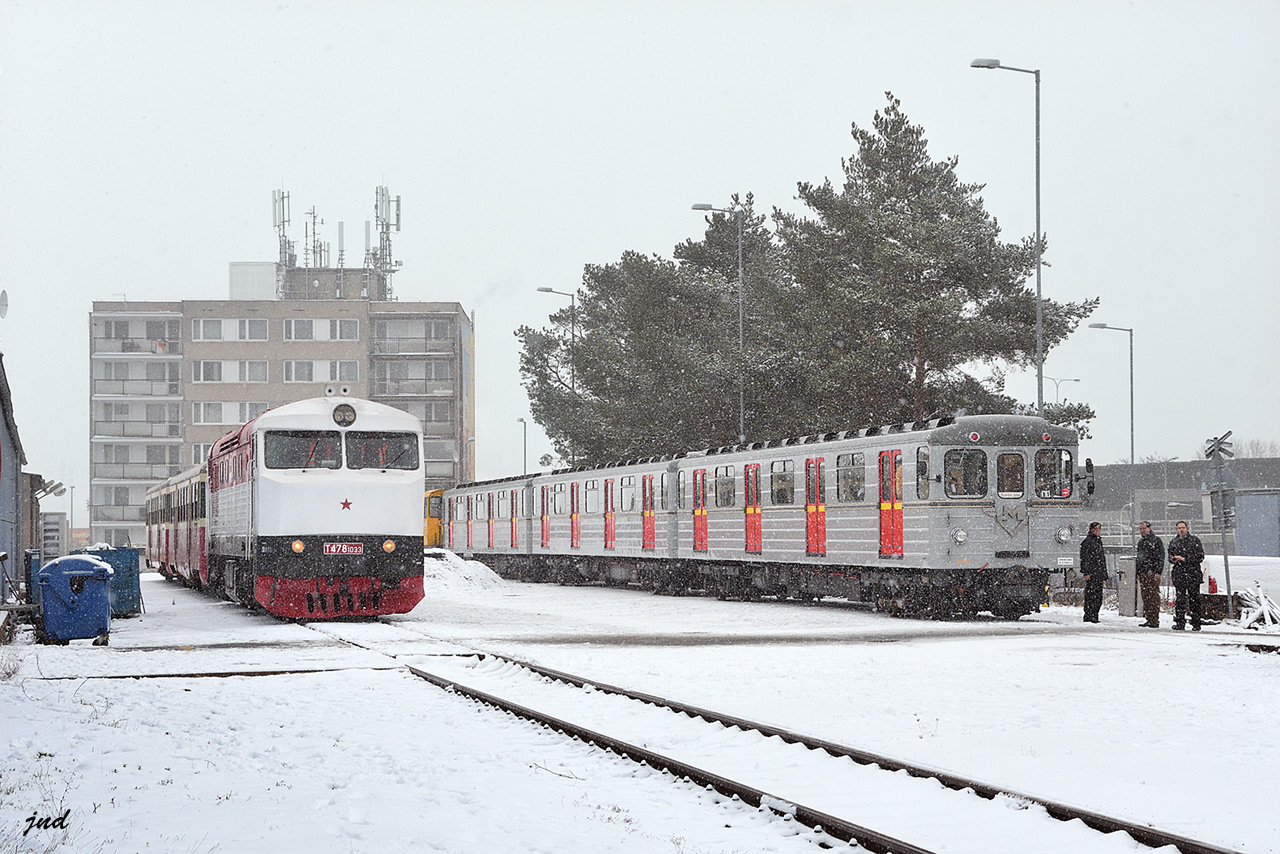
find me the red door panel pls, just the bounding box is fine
[642,475,656,550]
[692,469,708,552]
[879,450,904,557]
[604,479,616,549]
[510,489,519,548]
[570,482,581,548]
[540,486,551,548]
[745,463,762,554]
[805,458,827,556]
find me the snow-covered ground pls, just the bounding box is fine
[2,553,1278,853]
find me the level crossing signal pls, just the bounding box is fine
[1204,431,1234,461]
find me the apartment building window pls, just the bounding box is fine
[284,319,314,340]
[330,319,358,340]
[193,361,223,382]
[145,361,179,382]
[103,361,130,380]
[284,360,314,382]
[104,320,130,338]
[329,360,358,382]
[238,402,269,421]
[238,319,268,341]
[192,319,224,341]
[193,443,213,465]
[102,402,130,421]
[111,487,131,506]
[101,444,130,463]
[426,360,452,380]
[424,400,452,422]
[193,402,224,424]
[146,403,179,423]
[426,319,453,340]
[146,445,179,465]
[239,360,268,382]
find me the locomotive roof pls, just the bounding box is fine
[453,413,1078,492]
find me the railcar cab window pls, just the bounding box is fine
[264,431,342,469]
[836,453,865,502]
[715,466,736,507]
[943,449,988,498]
[1035,449,1074,499]
[997,453,1025,499]
[770,460,795,505]
[344,432,419,470]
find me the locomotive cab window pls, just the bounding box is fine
[1035,449,1074,499]
[943,449,988,498]
[264,430,342,469]
[996,453,1025,499]
[344,432,419,470]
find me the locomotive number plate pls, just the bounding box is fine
[1057,557,1074,566]
[324,542,364,555]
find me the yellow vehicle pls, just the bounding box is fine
[424,488,446,548]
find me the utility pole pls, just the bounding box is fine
[1205,432,1236,619]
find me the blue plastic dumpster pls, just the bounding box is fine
[37,556,113,645]
[76,547,142,617]
[24,549,42,606]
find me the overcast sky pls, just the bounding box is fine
[3,0,1278,521]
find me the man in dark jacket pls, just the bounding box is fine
[1168,521,1205,630]
[1079,522,1108,623]
[1135,521,1165,628]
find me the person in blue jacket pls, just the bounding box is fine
[1168,520,1205,631]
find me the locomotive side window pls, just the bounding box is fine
[916,447,930,500]
[715,465,736,507]
[1035,449,1074,498]
[943,450,988,497]
[264,430,342,469]
[997,453,1025,499]
[836,453,865,502]
[770,460,795,505]
[344,432,419,470]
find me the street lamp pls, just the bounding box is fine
[1090,322,1136,545]
[691,202,746,443]
[536,287,577,396]
[517,417,528,475]
[1044,375,1079,406]
[971,57,1044,417]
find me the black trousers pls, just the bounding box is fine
[1083,578,1104,621]
[1174,583,1201,628]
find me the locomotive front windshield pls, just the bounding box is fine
[345,431,420,470]
[944,449,988,497]
[264,430,342,469]
[1035,448,1074,498]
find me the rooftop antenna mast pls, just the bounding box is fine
[373,184,402,300]
[273,188,294,298]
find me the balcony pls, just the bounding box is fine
[91,338,183,355]
[92,380,181,397]
[92,463,180,480]
[371,337,454,355]
[94,421,181,439]
[91,506,146,522]
[371,379,453,397]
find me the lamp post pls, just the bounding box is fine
[971,57,1043,417]
[1044,375,1079,406]
[691,202,746,443]
[1089,322,1136,545]
[537,287,578,465]
[517,417,528,475]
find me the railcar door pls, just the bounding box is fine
[692,468,708,552]
[879,450,903,557]
[447,496,455,549]
[466,494,474,549]
[641,475,656,550]
[744,463,763,554]
[510,489,519,548]
[487,492,496,548]
[540,486,551,548]
[570,481,581,548]
[604,478,616,549]
[993,451,1032,557]
[805,458,827,556]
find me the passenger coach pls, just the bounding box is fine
[443,414,1090,618]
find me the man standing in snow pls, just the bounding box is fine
[1135,521,1165,628]
[1168,520,1205,631]
[1079,522,1107,623]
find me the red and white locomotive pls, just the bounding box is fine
[146,396,426,618]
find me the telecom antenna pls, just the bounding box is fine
[372,184,403,300]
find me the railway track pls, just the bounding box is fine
[307,620,1242,854]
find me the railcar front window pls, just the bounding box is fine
[1035,449,1074,498]
[264,431,342,469]
[997,453,1025,499]
[344,432,419,470]
[943,449,988,497]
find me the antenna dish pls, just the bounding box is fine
[0,290,8,319]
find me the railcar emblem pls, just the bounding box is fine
[341,499,352,509]
[987,503,1028,536]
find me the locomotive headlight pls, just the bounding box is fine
[382,540,396,553]
[291,540,306,553]
[1056,526,1072,544]
[950,527,969,545]
[332,403,357,427]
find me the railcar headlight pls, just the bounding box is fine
[950,527,969,545]
[1055,526,1072,544]
[382,540,396,553]
[292,540,306,553]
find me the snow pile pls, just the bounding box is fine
[1237,584,1280,631]
[422,549,506,593]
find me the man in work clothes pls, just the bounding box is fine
[1135,521,1165,628]
[1168,521,1205,631]
[1079,522,1108,623]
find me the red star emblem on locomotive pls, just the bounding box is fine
[340,499,352,510]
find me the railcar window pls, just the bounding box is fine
[835,453,864,502]
[677,470,686,509]
[1035,449,1074,498]
[715,465,736,507]
[344,432,419,470]
[943,449,988,497]
[264,430,342,469]
[497,491,509,519]
[916,447,930,500]
[997,453,1025,499]
[770,460,795,505]
[619,476,637,511]
[660,472,669,510]
[584,480,600,513]
[552,482,567,515]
